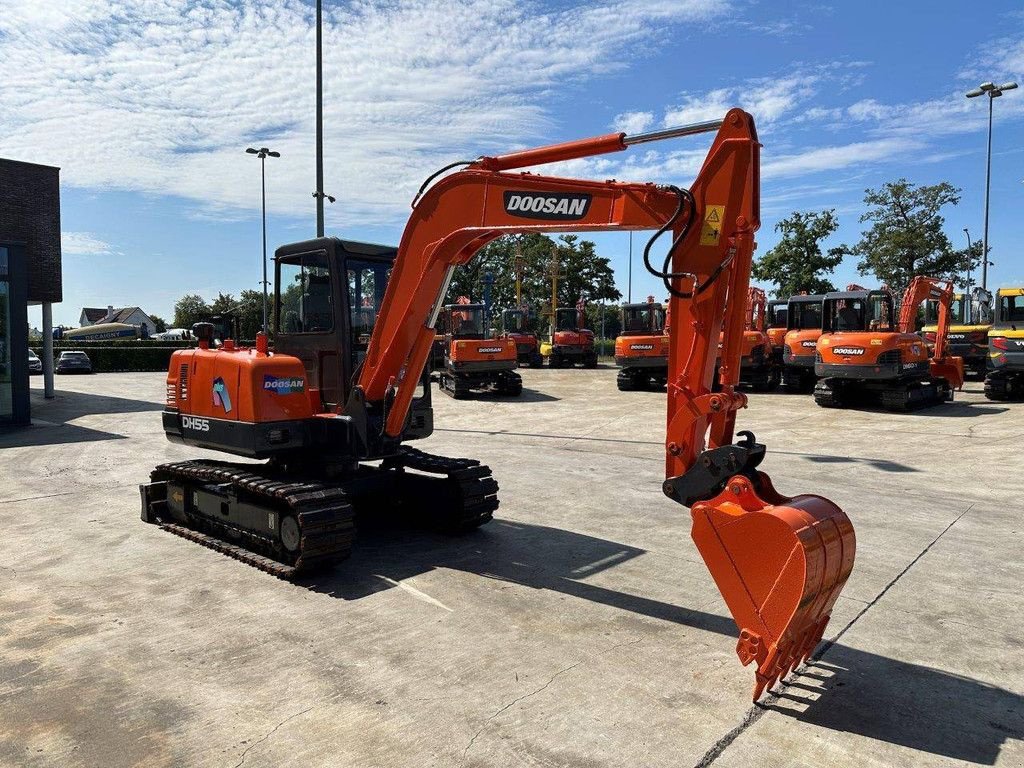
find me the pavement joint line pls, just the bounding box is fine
[690,503,974,768]
[0,491,79,505]
[231,705,314,768]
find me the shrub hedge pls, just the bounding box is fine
[32,342,192,373]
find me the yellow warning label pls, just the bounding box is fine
[700,205,725,246]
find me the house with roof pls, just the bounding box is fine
[79,305,158,336]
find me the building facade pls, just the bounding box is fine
[0,159,62,426]
[80,306,157,336]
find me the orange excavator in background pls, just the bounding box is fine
[782,293,827,392]
[766,297,788,376]
[140,110,855,700]
[499,307,544,367]
[543,305,598,368]
[436,299,522,398]
[715,286,778,391]
[814,277,963,409]
[614,296,669,390]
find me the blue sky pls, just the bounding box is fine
[2,0,1022,328]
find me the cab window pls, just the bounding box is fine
[278,252,333,333]
[347,259,392,356]
[1001,294,1024,322]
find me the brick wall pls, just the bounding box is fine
[0,159,62,303]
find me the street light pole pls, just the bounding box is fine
[315,0,325,237]
[966,80,1018,290]
[246,146,281,334]
[963,228,973,324]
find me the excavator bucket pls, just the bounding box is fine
[930,357,965,391]
[690,472,855,700]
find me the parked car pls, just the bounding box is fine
[28,349,42,374]
[56,350,93,374]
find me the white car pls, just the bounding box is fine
[28,349,42,374]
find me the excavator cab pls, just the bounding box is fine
[620,301,666,335]
[273,237,433,436]
[821,289,893,334]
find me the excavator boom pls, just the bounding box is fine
[354,110,856,698]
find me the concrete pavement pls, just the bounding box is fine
[0,369,1020,767]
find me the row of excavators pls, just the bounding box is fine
[613,280,1024,409]
[141,110,858,701]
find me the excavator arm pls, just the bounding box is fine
[355,109,855,699]
[899,276,964,389]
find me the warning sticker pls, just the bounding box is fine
[700,205,725,246]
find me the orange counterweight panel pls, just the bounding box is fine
[449,337,518,364]
[615,334,669,360]
[169,347,315,423]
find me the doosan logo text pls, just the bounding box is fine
[630,344,655,351]
[264,375,305,394]
[833,346,865,356]
[477,347,504,354]
[504,192,592,221]
[801,340,817,348]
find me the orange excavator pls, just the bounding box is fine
[544,305,598,368]
[715,286,778,391]
[436,299,522,398]
[782,293,826,392]
[499,307,544,367]
[814,277,964,409]
[766,298,788,375]
[614,296,669,390]
[140,111,855,700]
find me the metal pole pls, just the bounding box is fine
[315,0,324,237]
[981,95,993,291]
[964,229,973,324]
[261,155,268,334]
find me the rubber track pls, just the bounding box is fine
[147,447,499,578]
[387,446,500,533]
[149,460,355,580]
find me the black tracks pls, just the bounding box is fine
[149,460,355,579]
[143,447,499,580]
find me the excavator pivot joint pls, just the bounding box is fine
[664,435,766,507]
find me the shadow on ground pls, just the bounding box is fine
[466,388,560,403]
[792,453,920,473]
[769,656,1022,765]
[303,517,1021,764]
[0,390,163,448]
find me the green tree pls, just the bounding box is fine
[209,292,237,316]
[173,294,210,329]
[444,234,622,334]
[753,210,844,298]
[847,179,976,296]
[236,289,266,339]
[149,314,168,333]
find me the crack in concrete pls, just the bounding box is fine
[232,706,314,768]
[690,504,974,768]
[463,661,583,759]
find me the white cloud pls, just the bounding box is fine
[61,231,116,256]
[847,99,889,121]
[612,111,654,134]
[762,138,923,178]
[0,0,724,227]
